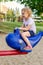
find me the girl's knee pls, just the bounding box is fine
[20,32,25,36]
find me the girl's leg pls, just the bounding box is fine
[20,31,32,50]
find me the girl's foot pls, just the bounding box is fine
[24,46,32,50]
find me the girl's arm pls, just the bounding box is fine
[19,25,31,31]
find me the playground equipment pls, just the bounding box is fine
[6,29,43,52]
[0,28,43,56]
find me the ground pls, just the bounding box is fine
[0,33,43,65]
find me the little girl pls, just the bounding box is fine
[19,7,36,50]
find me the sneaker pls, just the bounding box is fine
[24,46,32,50]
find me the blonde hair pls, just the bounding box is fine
[22,7,32,17]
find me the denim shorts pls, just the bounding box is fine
[28,30,35,36]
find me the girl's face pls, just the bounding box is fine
[22,10,29,20]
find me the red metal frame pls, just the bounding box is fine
[0,50,28,56]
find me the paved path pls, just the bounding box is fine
[0,33,43,65]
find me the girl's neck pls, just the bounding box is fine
[25,17,31,21]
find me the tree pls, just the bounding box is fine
[0,0,15,2]
[15,8,20,21]
[0,0,7,2]
[6,9,15,22]
[17,0,43,15]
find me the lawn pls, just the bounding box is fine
[0,21,43,33]
[0,21,22,33]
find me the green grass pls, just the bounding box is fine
[36,22,43,33]
[36,22,43,26]
[0,21,43,33]
[0,21,22,33]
